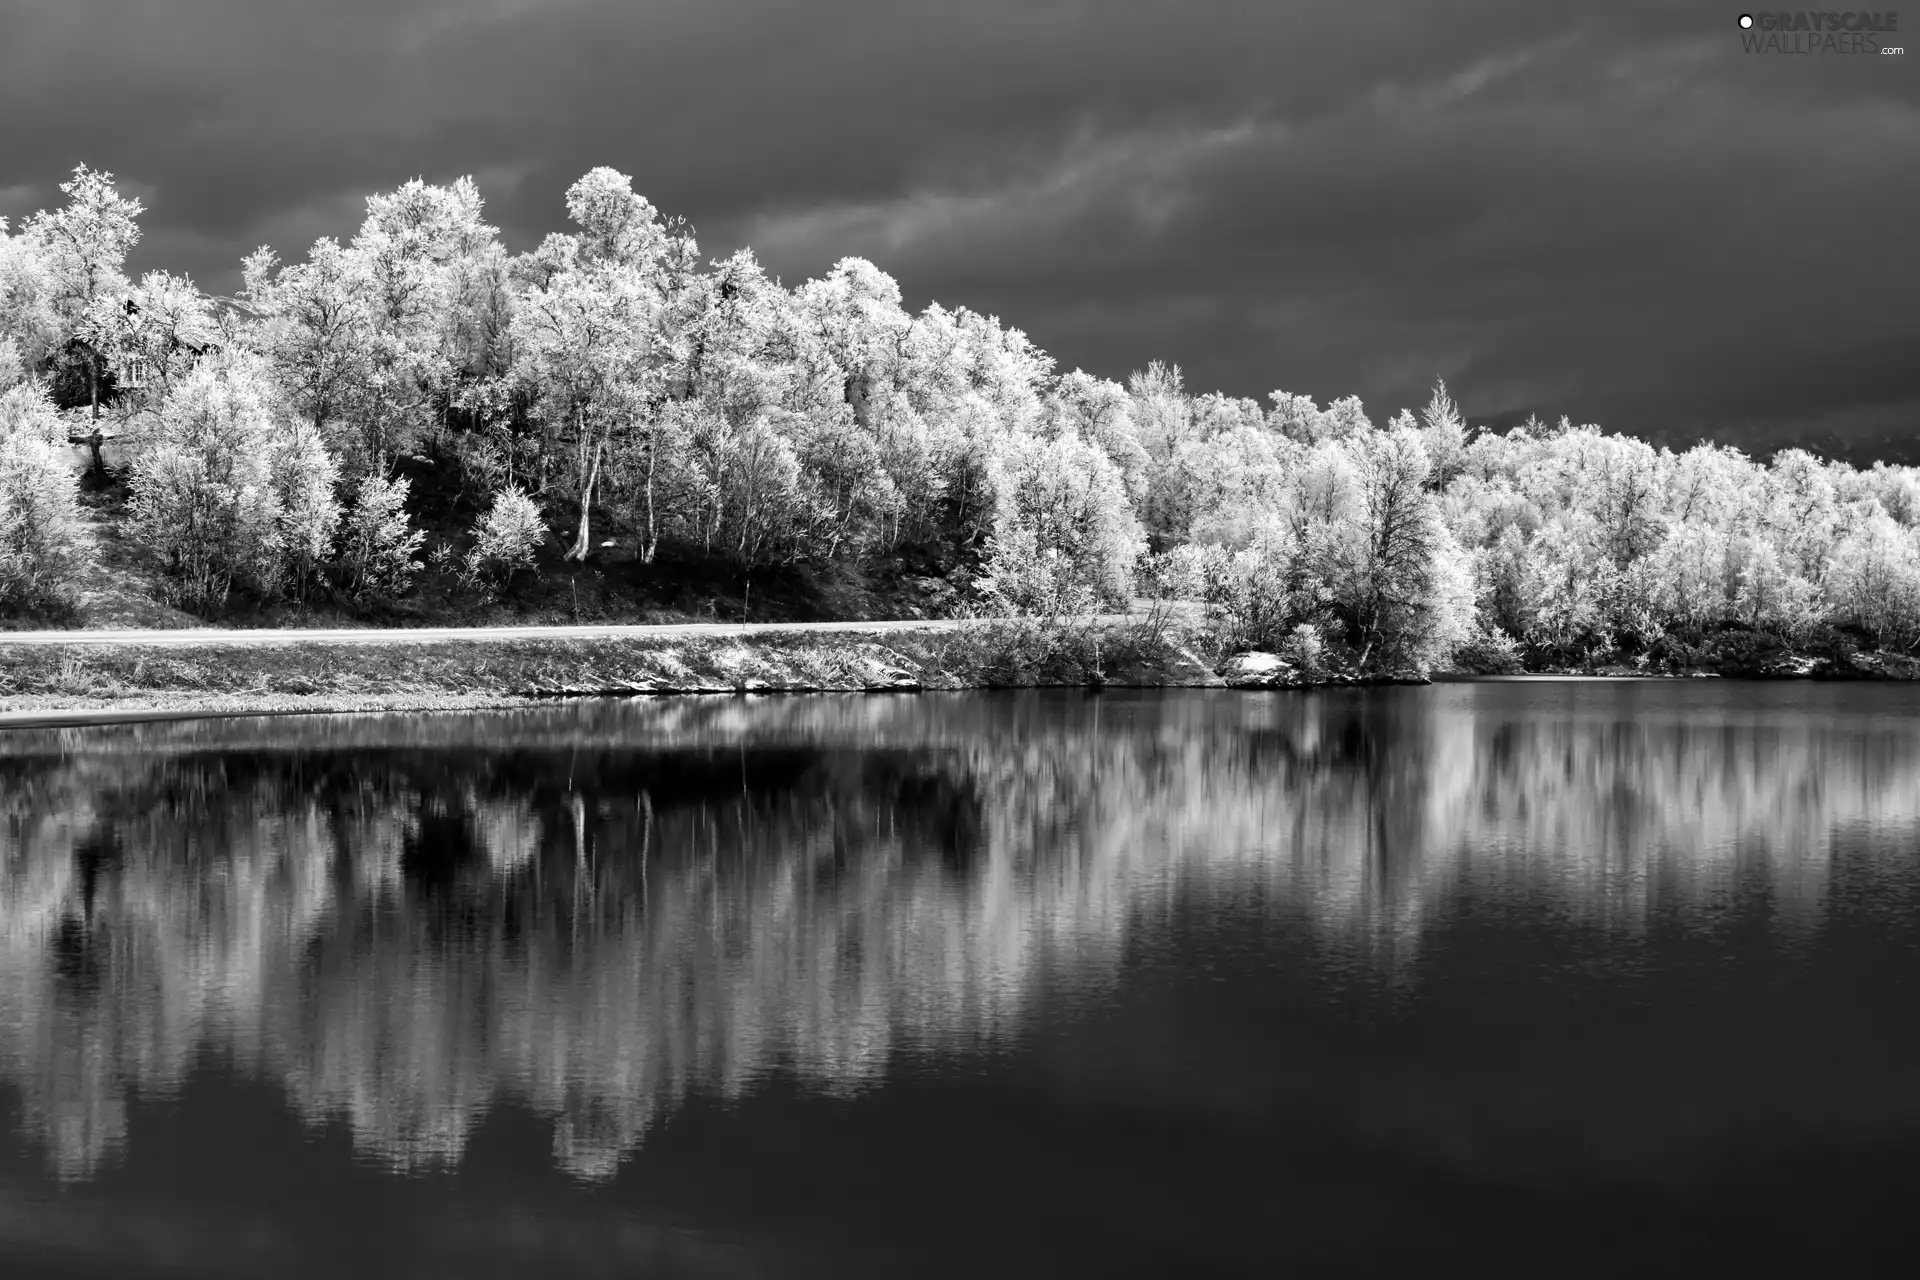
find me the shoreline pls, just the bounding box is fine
[5,624,1917,730]
[3,670,1906,733]
[0,618,1221,726]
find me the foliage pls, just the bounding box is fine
[976,427,1143,615]
[270,418,342,599]
[13,158,1920,664]
[128,358,290,611]
[461,486,547,592]
[337,471,426,600]
[0,385,87,609]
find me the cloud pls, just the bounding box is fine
[0,0,1914,457]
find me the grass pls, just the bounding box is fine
[0,614,1219,715]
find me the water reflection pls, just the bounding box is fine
[3,684,1919,1183]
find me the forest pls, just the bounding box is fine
[4,163,1919,676]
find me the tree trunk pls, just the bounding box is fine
[845,371,871,430]
[565,439,606,562]
[640,433,659,564]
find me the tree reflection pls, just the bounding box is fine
[3,686,1918,1181]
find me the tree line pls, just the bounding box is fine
[3,163,1918,671]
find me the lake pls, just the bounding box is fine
[3,683,1919,1277]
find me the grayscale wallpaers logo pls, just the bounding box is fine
[1738,11,1904,53]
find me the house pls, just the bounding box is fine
[109,294,255,392]
[62,295,260,475]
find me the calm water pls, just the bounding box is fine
[3,683,1919,1277]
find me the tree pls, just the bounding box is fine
[243,239,377,441]
[1050,371,1150,504]
[337,470,425,600]
[129,357,287,611]
[108,270,219,434]
[1343,427,1458,671]
[1828,513,1920,652]
[1417,379,1470,490]
[0,217,60,374]
[795,256,909,431]
[23,166,144,422]
[349,179,483,468]
[978,427,1144,614]
[0,384,87,610]
[509,169,691,563]
[511,250,663,561]
[1127,360,1190,465]
[791,403,889,561]
[270,419,342,604]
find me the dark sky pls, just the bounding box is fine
[2,0,1915,458]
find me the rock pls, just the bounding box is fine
[1221,652,1293,688]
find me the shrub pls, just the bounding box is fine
[0,382,65,445]
[1181,523,1336,654]
[128,360,286,611]
[979,427,1144,614]
[270,419,341,599]
[1826,512,1920,652]
[461,486,545,592]
[1449,626,1526,675]
[1279,622,1330,679]
[0,337,25,391]
[0,410,87,609]
[972,526,1103,618]
[337,471,425,599]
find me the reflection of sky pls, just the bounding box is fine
[3,684,1920,1183]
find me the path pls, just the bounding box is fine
[0,614,1179,648]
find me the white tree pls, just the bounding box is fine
[462,486,546,592]
[337,471,426,600]
[0,217,60,375]
[243,239,377,440]
[1827,513,1920,651]
[978,427,1144,614]
[0,384,87,609]
[1416,379,1470,490]
[1342,427,1453,670]
[270,419,342,603]
[23,165,144,422]
[129,357,286,611]
[510,170,693,563]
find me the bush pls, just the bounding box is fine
[0,405,87,610]
[0,382,65,445]
[1449,626,1526,675]
[337,471,425,599]
[972,526,1103,617]
[128,360,286,611]
[1701,627,1792,677]
[1826,513,1920,652]
[1279,622,1331,679]
[461,487,545,593]
[0,338,25,391]
[1173,522,1341,655]
[270,419,341,599]
[979,428,1144,614]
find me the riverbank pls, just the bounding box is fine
[1216,641,1920,689]
[0,616,1225,720]
[11,618,1920,727]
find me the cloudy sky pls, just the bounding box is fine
[2,0,1914,458]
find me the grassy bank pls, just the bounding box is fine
[15,609,1913,725]
[0,613,1222,717]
